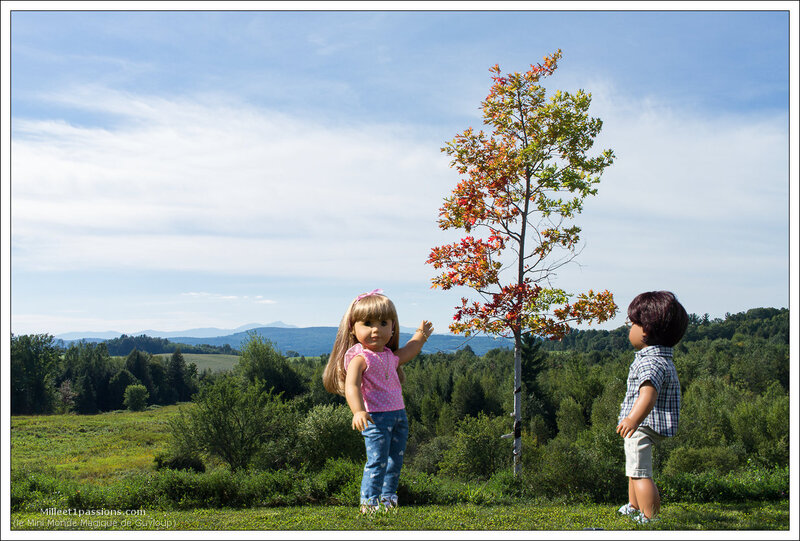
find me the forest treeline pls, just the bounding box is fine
[57,334,240,357]
[11,307,789,501]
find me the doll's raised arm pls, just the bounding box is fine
[396,320,434,366]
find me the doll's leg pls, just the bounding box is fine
[360,413,391,508]
[380,410,409,507]
[628,477,641,510]
[631,477,660,518]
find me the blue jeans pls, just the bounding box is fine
[360,409,409,506]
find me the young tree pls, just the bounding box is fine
[237,332,306,399]
[172,375,294,472]
[123,384,149,412]
[427,50,618,474]
[108,369,140,410]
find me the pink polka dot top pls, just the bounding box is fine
[343,343,405,413]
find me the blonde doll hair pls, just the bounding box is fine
[323,292,406,396]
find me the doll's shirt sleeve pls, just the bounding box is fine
[344,343,366,373]
[634,354,668,394]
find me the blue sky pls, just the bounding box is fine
[3,4,796,338]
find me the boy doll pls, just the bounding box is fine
[616,291,688,523]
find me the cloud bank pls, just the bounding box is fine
[11,79,789,333]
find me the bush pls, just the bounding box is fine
[153,450,206,473]
[524,436,588,501]
[521,428,625,503]
[398,470,462,505]
[295,404,364,470]
[663,446,742,476]
[658,465,788,502]
[11,468,73,511]
[303,458,362,505]
[171,376,296,471]
[123,384,149,411]
[409,436,452,475]
[439,413,508,480]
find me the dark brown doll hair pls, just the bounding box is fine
[627,291,688,347]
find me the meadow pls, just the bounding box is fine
[151,353,240,373]
[10,404,790,532]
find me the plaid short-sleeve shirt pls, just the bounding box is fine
[618,345,681,437]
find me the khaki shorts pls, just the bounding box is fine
[624,426,664,478]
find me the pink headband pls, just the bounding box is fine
[354,289,384,303]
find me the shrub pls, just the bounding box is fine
[123,384,149,411]
[398,470,461,505]
[409,436,452,475]
[11,468,73,511]
[303,458,362,505]
[524,436,588,501]
[295,404,364,470]
[555,396,586,439]
[663,446,742,476]
[485,467,530,501]
[153,450,206,473]
[171,376,296,471]
[439,413,507,480]
[658,465,788,502]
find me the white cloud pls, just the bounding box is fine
[11,87,453,282]
[10,81,790,332]
[182,292,277,304]
[551,80,790,323]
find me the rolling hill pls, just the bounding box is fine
[59,326,514,357]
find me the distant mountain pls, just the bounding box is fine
[55,323,514,357]
[170,326,513,357]
[55,321,296,341]
[54,330,124,340]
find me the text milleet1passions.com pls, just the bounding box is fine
[12,508,177,530]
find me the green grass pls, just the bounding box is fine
[10,406,183,482]
[10,500,789,531]
[152,354,240,372]
[10,406,791,532]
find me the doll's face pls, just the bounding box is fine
[628,322,648,350]
[353,318,394,352]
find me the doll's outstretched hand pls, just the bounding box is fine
[352,411,373,432]
[418,320,434,338]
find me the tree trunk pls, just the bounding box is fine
[513,334,523,476]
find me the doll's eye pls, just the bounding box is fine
[381,320,389,327]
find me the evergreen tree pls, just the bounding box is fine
[108,369,140,410]
[11,334,60,414]
[167,348,191,403]
[125,349,154,396]
[74,373,98,414]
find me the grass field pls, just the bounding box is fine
[9,407,791,532]
[152,353,240,372]
[10,501,791,531]
[11,406,181,481]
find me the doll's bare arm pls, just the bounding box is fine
[616,382,657,438]
[395,320,434,366]
[344,354,372,431]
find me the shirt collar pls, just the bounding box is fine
[635,345,674,359]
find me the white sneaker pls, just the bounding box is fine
[632,512,659,524]
[617,503,638,515]
[359,504,379,515]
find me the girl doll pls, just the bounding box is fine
[323,289,433,513]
